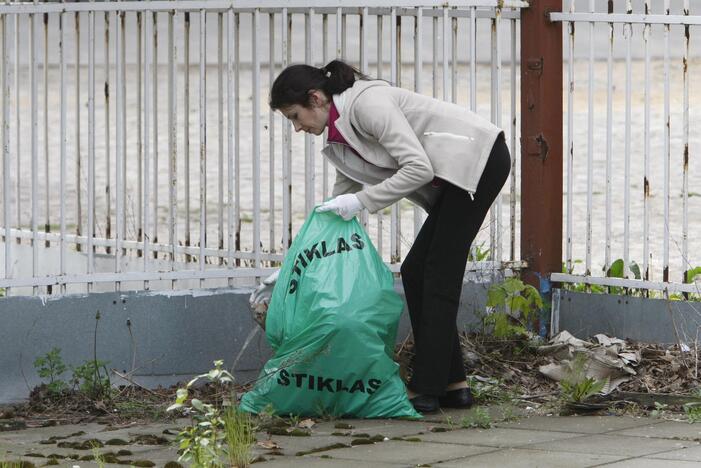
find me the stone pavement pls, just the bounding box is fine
[2,407,701,467]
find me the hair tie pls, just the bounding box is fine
[325,70,331,78]
[321,67,331,78]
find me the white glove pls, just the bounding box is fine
[249,269,280,308]
[316,194,364,221]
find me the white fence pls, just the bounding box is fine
[0,1,526,296]
[550,0,701,295]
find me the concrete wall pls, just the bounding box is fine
[555,289,701,345]
[0,281,493,404]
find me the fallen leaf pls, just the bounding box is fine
[256,440,281,450]
[297,418,316,429]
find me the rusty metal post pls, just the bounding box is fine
[520,1,563,294]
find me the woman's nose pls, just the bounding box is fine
[293,122,302,132]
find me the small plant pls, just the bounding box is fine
[33,347,68,395]
[651,401,669,418]
[558,354,605,403]
[460,407,492,429]
[485,278,543,338]
[223,405,255,468]
[71,359,111,399]
[168,360,252,468]
[468,242,490,262]
[683,403,701,423]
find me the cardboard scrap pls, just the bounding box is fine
[538,331,640,395]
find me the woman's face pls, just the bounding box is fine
[279,90,330,136]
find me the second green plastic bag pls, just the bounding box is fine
[240,210,420,419]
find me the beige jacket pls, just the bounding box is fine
[322,80,503,213]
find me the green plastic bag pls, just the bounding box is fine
[240,210,420,419]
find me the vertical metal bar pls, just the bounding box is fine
[377,12,382,79]
[520,0,563,288]
[642,0,650,280]
[14,8,19,234]
[490,4,502,264]
[104,12,111,254]
[359,7,368,230]
[341,11,346,61]
[469,6,476,112]
[360,7,367,73]
[184,11,191,261]
[413,7,423,240]
[152,10,159,252]
[682,0,690,283]
[322,13,329,200]
[335,8,342,59]
[432,11,437,98]
[663,0,670,283]
[624,0,632,279]
[42,10,49,250]
[585,0,594,277]
[235,12,241,259]
[143,5,151,289]
[59,11,66,293]
[268,12,275,253]
[282,8,290,254]
[199,9,206,283]
[565,0,574,273]
[390,7,400,263]
[217,12,224,262]
[304,9,314,216]
[74,11,81,255]
[252,8,261,270]
[442,7,448,102]
[88,6,95,290]
[136,11,143,252]
[376,11,383,257]
[120,9,126,257]
[509,16,516,262]
[227,7,234,279]
[451,13,457,104]
[3,11,11,292]
[115,6,122,290]
[31,7,37,294]
[606,0,614,277]
[168,7,177,279]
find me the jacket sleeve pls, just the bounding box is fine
[350,89,434,213]
[331,169,363,198]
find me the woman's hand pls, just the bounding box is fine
[249,269,280,309]
[316,193,364,220]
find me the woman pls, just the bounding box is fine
[251,59,511,413]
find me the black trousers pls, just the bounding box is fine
[401,133,511,396]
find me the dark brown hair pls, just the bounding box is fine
[269,59,368,110]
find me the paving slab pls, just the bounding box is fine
[602,458,701,467]
[644,444,701,462]
[256,455,405,467]
[316,439,496,465]
[252,433,355,457]
[420,426,584,448]
[496,415,660,434]
[524,433,696,457]
[435,447,627,467]
[612,420,701,441]
[310,419,438,439]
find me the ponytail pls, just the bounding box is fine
[269,59,369,110]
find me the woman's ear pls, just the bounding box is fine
[308,89,326,108]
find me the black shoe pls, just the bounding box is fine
[439,387,474,409]
[409,394,440,413]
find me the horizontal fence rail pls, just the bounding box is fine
[0,1,525,296]
[550,0,701,296]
